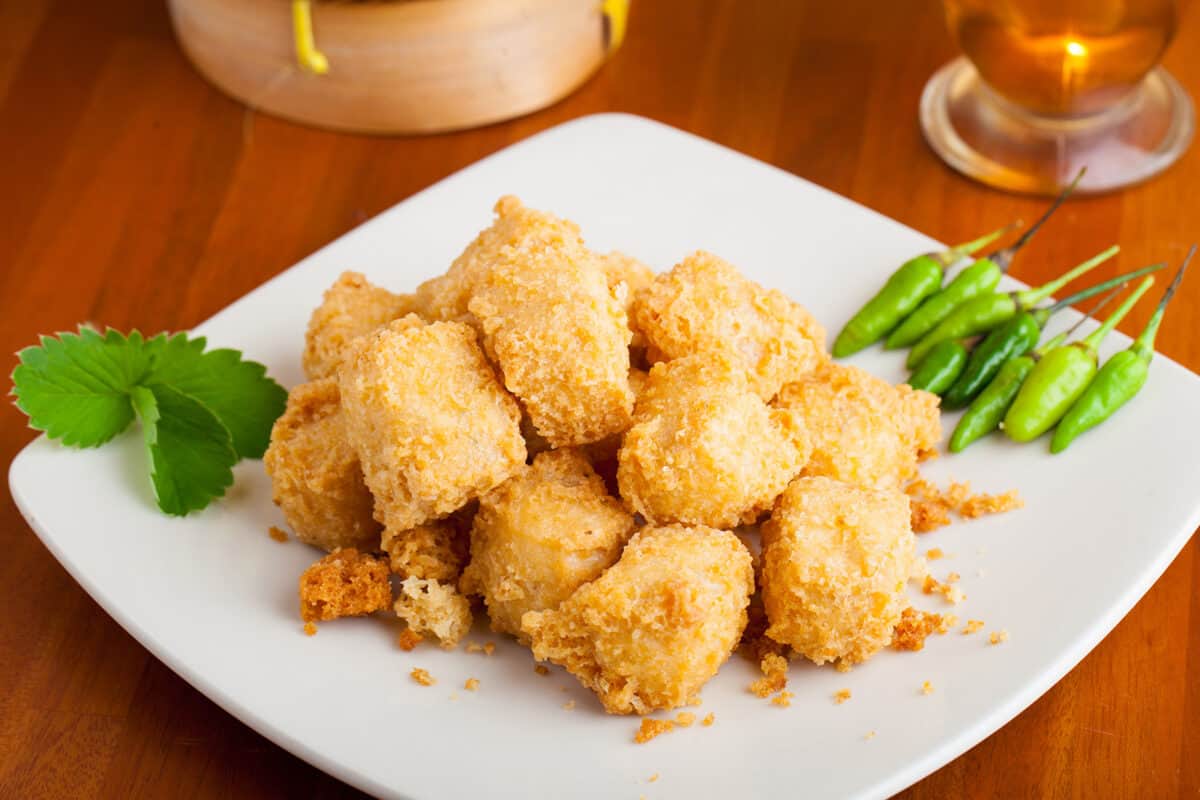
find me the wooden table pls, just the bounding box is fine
[2,1,1197,797]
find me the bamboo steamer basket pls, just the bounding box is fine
[168,0,625,134]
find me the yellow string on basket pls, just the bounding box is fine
[601,0,630,53]
[292,0,329,75]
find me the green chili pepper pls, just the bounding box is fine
[833,224,1015,358]
[906,244,1121,368]
[1004,275,1156,442]
[941,260,1164,409]
[906,339,968,395]
[885,169,1083,350]
[1051,249,1193,453]
[948,283,1126,452]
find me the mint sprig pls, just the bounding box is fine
[11,326,287,516]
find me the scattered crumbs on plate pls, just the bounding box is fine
[483,642,496,656]
[464,642,483,654]
[989,629,1010,645]
[921,681,934,696]
[749,653,788,697]
[648,774,659,784]
[534,664,550,676]
[675,711,696,727]
[398,628,422,651]
[411,667,436,687]
[925,547,945,560]
[922,574,966,605]
[963,619,985,635]
[303,622,317,637]
[635,718,675,744]
[688,695,703,707]
[946,571,961,584]
[892,607,952,651]
[771,690,794,708]
[864,730,877,741]
[701,712,715,727]
[465,678,479,691]
[268,525,288,543]
[562,700,576,711]
[834,689,852,705]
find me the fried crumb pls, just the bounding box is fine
[905,478,1022,532]
[688,696,703,707]
[303,622,317,636]
[411,667,436,687]
[989,629,1010,645]
[465,678,479,691]
[634,718,675,744]
[648,774,659,784]
[299,548,392,622]
[941,614,959,632]
[483,642,496,656]
[398,628,423,651]
[771,690,794,708]
[534,664,550,676]
[922,574,966,605]
[891,607,949,651]
[563,700,576,711]
[749,652,789,698]
[465,642,483,654]
[946,571,961,583]
[921,680,934,695]
[865,730,876,740]
[701,712,715,727]
[834,689,852,704]
[675,711,696,728]
[963,619,985,635]
[268,525,289,543]
[925,547,944,560]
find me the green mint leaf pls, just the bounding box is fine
[10,327,155,447]
[131,384,237,516]
[145,333,287,459]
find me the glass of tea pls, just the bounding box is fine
[921,0,1194,194]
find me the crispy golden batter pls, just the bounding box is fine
[774,362,941,490]
[460,449,635,637]
[381,519,469,582]
[299,548,391,622]
[264,378,381,552]
[413,196,585,326]
[761,476,915,669]
[617,354,810,528]
[632,251,826,399]
[394,576,473,648]
[302,271,417,380]
[339,317,526,532]
[522,524,753,715]
[468,213,633,449]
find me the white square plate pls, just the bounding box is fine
[10,114,1200,800]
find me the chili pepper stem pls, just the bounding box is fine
[933,222,1022,267]
[1082,276,1157,351]
[989,167,1086,272]
[1014,245,1120,308]
[1133,245,1195,357]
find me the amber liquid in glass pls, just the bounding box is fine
[945,0,1178,117]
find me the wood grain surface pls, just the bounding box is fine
[2,1,1197,797]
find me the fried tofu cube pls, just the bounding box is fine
[774,362,941,489]
[264,378,381,552]
[412,195,584,326]
[467,216,634,449]
[381,519,469,582]
[394,577,473,648]
[302,271,418,380]
[338,317,526,532]
[460,449,635,637]
[523,524,754,715]
[632,251,826,399]
[299,548,392,622]
[761,476,915,668]
[617,354,810,529]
